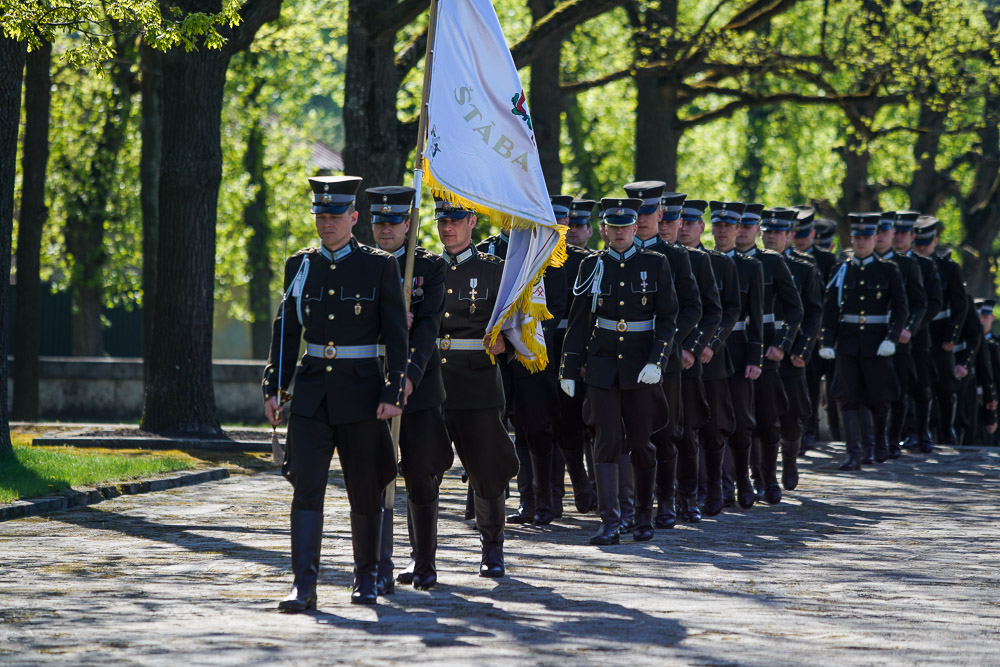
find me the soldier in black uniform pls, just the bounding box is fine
[560,197,679,544]
[819,213,908,470]
[553,198,598,513]
[953,294,988,444]
[709,201,765,509]
[735,204,803,504]
[912,216,967,447]
[435,198,520,577]
[356,187,452,593]
[623,181,702,525]
[658,193,723,516]
[264,176,408,610]
[874,211,927,460]
[478,218,567,526]
[894,215,942,451]
[975,299,1000,444]
[813,218,843,440]
[761,208,822,492]
[679,200,742,513]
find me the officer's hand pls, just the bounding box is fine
[791,354,806,368]
[765,346,785,362]
[681,350,695,369]
[988,400,998,411]
[487,336,506,354]
[942,341,955,351]
[877,340,896,357]
[404,378,414,404]
[818,347,836,360]
[954,365,969,379]
[637,363,662,384]
[407,312,415,329]
[264,396,283,427]
[560,379,576,397]
[900,329,912,344]
[988,423,998,435]
[700,347,715,365]
[376,402,403,420]
[745,365,762,381]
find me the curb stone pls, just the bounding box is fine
[30,437,270,453]
[0,468,230,522]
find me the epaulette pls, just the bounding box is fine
[291,246,320,258]
[479,252,503,264]
[359,244,393,258]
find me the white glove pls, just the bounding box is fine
[637,363,662,385]
[818,347,836,360]
[559,379,576,397]
[877,340,896,357]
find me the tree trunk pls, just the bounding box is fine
[907,102,952,215]
[0,35,27,455]
[737,105,770,203]
[529,0,563,193]
[140,41,163,368]
[634,73,681,188]
[64,34,138,356]
[835,107,881,243]
[244,121,273,359]
[12,42,51,421]
[343,0,405,244]
[564,93,603,200]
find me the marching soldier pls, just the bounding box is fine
[360,186,452,593]
[678,200,743,512]
[735,204,803,504]
[435,198,520,577]
[264,176,408,609]
[874,211,927,460]
[814,219,837,252]
[760,208,822,492]
[912,216,967,447]
[813,217,843,440]
[818,213,908,470]
[709,201,765,509]
[975,298,1000,444]
[623,181,702,525]
[560,197,679,544]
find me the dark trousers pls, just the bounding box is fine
[650,372,683,462]
[399,406,454,505]
[287,403,397,515]
[555,383,588,452]
[753,368,787,446]
[727,374,756,452]
[444,407,518,500]
[779,373,811,441]
[512,370,559,457]
[930,346,958,434]
[699,378,736,453]
[804,356,823,437]
[890,345,926,445]
[584,384,665,469]
[833,354,898,410]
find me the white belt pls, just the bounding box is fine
[437,337,483,351]
[932,308,951,321]
[732,320,747,332]
[596,317,655,333]
[762,314,784,328]
[305,343,381,360]
[557,319,569,329]
[953,341,967,353]
[841,314,890,324]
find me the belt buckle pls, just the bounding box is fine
[323,345,337,359]
[858,315,867,324]
[439,338,452,351]
[616,320,628,333]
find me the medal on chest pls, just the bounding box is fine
[469,278,478,314]
[413,276,424,298]
[355,301,362,316]
[640,271,648,305]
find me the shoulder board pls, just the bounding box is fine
[291,246,319,258]
[478,252,503,264]
[360,245,393,258]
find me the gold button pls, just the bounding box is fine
[328,314,334,320]
[445,334,451,338]
[441,358,448,364]
[328,289,334,295]
[620,282,625,286]
[444,312,450,318]
[620,263,625,268]
[330,264,336,270]
[325,365,332,372]
[355,293,360,298]
[618,354,623,359]
[451,266,457,270]
[619,301,624,306]
[447,288,453,294]
[328,341,333,346]
[619,337,624,341]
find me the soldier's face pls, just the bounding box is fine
[762,229,786,253]
[658,216,680,244]
[436,214,476,253]
[792,230,814,251]
[604,223,635,251]
[372,220,409,252]
[980,313,994,334]
[635,207,661,239]
[892,230,913,253]
[678,218,704,248]
[566,222,592,247]
[711,222,736,251]
[875,228,894,254]
[315,210,358,250]
[851,234,875,258]
[735,223,759,251]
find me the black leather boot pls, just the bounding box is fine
[860,409,875,464]
[702,445,725,516]
[376,505,394,595]
[839,409,862,471]
[561,447,597,513]
[760,440,782,504]
[464,484,476,520]
[632,465,655,541]
[529,451,556,526]
[800,431,815,457]
[396,503,416,586]
[677,449,701,521]
[731,443,756,509]
[828,402,842,442]
[617,453,636,532]
[590,462,621,545]
[278,509,323,613]
[350,511,382,605]
[781,437,800,491]
[551,448,565,519]
[888,402,906,460]
[475,493,506,577]
[654,454,677,528]
[410,499,439,590]
[873,410,890,463]
[507,446,535,524]
[915,397,934,453]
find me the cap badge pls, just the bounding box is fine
[381,204,393,214]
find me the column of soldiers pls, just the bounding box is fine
[262,175,998,610]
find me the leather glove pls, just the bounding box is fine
[637,363,662,385]
[877,340,896,357]
[559,379,576,397]
[818,347,836,360]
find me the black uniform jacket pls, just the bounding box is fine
[699,245,742,382]
[820,254,908,357]
[805,244,838,287]
[719,248,765,372]
[263,238,408,424]
[385,245,447,414]
[438,245,506,411]
[560,246,678,390]
[557,244,594,348]
[635,236,701,372]
[741,246,804,369]
[912,252,943,351]
[683,245,723,364]
[878,249,927,337]
[930,251,968,347]
[779,249,823,373]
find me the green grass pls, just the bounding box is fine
[1,435,195,503]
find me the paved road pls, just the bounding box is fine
[2,442,999,665]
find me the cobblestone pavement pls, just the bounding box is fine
[2,442,999,666]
